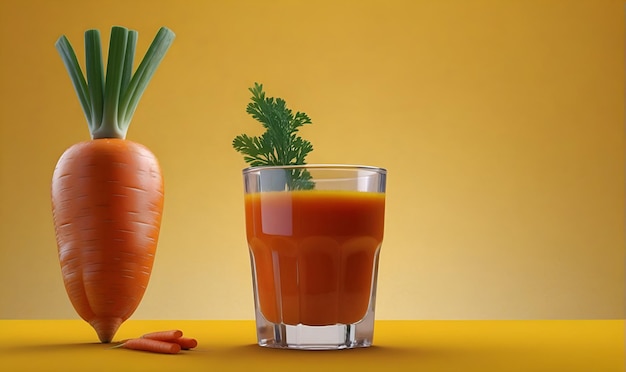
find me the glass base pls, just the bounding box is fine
[254,308,375,350]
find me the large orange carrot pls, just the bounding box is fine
[52,26,174,343]
[52,139,164,342]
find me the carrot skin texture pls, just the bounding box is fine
[122,338,181,354]
[141,330,183,341]
[51,138,164,343]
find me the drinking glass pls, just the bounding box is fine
[242,164,386,349]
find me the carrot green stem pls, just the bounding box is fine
[97,26,128,139]
[55,26,175,140]
[119,27,176,128]
[55,36,91,125]
[120,30,137,101]
[84,30,104,134]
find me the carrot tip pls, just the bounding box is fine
[90,317,123,343]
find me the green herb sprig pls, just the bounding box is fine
[233,83,315,190]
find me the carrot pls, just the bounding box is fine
[142,330,183,341]
[171,337,198,350]
[119,338,181,354]
[52,26,175,343]
[52,139,165,343]
[141,330,197,349]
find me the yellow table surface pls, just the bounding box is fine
[0,320,623,371]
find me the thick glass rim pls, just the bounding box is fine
[242,164,387,174]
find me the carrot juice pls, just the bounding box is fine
[245,190,385,326]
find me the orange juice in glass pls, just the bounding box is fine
[243,165,386,349]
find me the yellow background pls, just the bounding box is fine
[0,0,623,320]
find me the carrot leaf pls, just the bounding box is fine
[233,83,315,190]
[120,30,137,101]
[84,30,104,134]
[119,27,176,129]
[97,26,128,139]
[56,26,175,139]
[55,36,91,125]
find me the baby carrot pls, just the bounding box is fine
[120,338,181,354]
[172,337,198,350]
[141,330,183,341]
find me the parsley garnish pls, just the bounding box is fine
[233,83,315,190]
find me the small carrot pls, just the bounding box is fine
[118,338,181,354]
[141,330,183,341]
[171,337,198,350]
